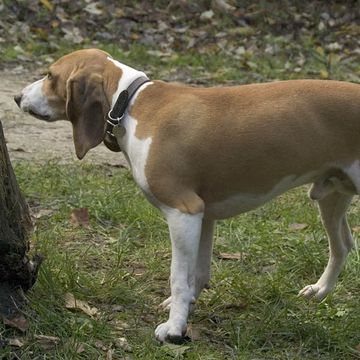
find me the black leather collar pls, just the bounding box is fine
[106,76,150,140]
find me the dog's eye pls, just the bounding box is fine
[47,72,53,80]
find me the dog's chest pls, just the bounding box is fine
[116,115,152,194]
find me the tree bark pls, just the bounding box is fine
[0,120,42,315]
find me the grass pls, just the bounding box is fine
[1,161,360,359]
[1,7,360,357]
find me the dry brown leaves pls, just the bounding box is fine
[64,292,98,317]
[288,223,308,231]
[218,252,248,260]
[3,313,29,332]
[69,208,90,228]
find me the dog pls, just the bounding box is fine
[14,48,360,343]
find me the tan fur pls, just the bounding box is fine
[130,80,360,210]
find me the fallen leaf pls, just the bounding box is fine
[316,46,325,56]
[115,8,125,17]
[32,208,55,219]
[109,318,130,331]
[63,27,84,44]
[34,334,60,350]
[318,21,326,31]
[289,223,308,230]
[65,293,98,317]
[218,252,247,260]
[51,19,59,28]
[64,339,85,353]
[200,10,214,21]
[70,208,90,228]
[231,27,256,36]
[212,0,235,13]
[185,324,202,341]
[95,339,107,351]
[245,60,258,69]
[39,0,54,11]
[335,309,347,317]
[3,314,29,332]
[326,42,342,52]
[75,342,85,354]
[13,41,26,53]
[84,3,103,16]
[106,349,114,360]
[114,337,132,352]
[235,46,246,55]
[110,304,124,312]
[8,338,24,347]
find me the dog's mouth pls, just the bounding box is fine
[28,109,51,121]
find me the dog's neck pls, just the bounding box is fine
[103,57,150,153]
[107,57,148,109]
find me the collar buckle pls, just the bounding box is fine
[107,111,124,125]
[106,112,124,138]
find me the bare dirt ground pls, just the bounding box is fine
[0,69,127,167]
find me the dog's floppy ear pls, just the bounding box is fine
[66,69,109,159]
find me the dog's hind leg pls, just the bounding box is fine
[299,191,353,301]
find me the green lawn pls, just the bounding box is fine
[1,3,360,357]
[1,161,360,359]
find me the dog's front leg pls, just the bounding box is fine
[159,218,215,311]
[155,209,203,343]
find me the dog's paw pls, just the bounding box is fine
[298,283,331,301]
[155,321,187,344]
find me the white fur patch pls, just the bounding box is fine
[109,59,154,200]
[107,57,148,108]
[118,114,152,192]
[19,77,55,120]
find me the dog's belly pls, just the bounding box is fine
[204,172,319,219]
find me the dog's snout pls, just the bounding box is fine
[14,94,22,107]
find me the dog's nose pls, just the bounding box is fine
[14,94,22,107]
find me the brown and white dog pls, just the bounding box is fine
[15,48,360,343]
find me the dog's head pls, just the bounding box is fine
[14,48,122,159]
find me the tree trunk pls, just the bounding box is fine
[0,120,42,315]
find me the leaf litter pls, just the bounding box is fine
[69,208,90,228]
[64,292,99,317]
[1,1,359,85]
[3,313,29,332]
[34,334,60,350]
